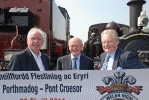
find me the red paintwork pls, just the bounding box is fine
[0,0,66,60]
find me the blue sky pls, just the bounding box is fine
[55,0,149,43]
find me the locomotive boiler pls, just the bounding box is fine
[83,0,149,67]
[0,0,70,70]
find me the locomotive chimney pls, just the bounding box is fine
[127,0,146,33]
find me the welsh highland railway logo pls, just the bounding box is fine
[96,71,143,100]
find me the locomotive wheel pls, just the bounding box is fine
[138,52,148,61]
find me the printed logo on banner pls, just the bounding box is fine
[96,71,143,100]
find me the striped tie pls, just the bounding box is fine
[73,58,77,70]
[101,55,110,70]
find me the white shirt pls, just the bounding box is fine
[29,48,45,71]
[103,48,117,70]
[71,54,81,70]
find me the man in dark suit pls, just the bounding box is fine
[56,37,93,70]
[8,28,50,71]
[99,29,148,70]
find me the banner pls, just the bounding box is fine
[0,69,149,100]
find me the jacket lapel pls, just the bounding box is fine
[112,48,122,70]
[100,53,106,70]
[80,55,83,70]
[41,55,46,70]
[80,54,88,70]
[63,54,72,70]
[41,54,49,70]
[25,48,40,71]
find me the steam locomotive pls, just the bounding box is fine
[0,0,70,70]
[83,0,149,67]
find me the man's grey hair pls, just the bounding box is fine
[27,27,45,39]
[101,29,118,41]
[68,37,83,45]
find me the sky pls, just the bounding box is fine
[54,0,149,43]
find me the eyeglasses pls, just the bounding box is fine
[70,45,80,48]
[29,37,43,41]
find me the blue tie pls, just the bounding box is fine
[101,55,110,70]
[73,58,77,70]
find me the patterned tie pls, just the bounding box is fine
[101,55,110,70]
[73,58,77,70]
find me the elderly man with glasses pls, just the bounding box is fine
[8,28,50,71]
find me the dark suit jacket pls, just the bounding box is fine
[100,48,148,70]
[56,54,94,70]
[8,48,50,71]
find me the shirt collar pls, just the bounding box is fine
[107,47,118,58]
[28,47,41,58]
[71,53,81,60]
